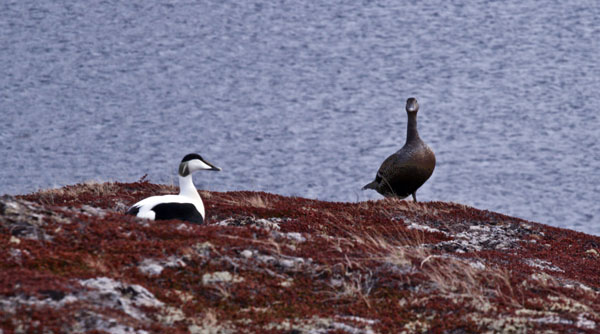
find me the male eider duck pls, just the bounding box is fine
[363,97,436,202]
[127,153,221,224]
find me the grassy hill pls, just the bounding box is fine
[1,180,599,333]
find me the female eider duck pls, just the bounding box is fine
[363,97,435,202]
[127,153,221,224]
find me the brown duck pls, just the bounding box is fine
[363,97,436,202]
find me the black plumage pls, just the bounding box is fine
[148,202,204,224]
[126,153,221,224]
[363,97,436,202]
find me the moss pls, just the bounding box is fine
[2,181,600,333]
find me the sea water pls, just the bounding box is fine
[1,1,599,234]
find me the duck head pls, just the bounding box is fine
[406,97,419,114]
[178,153,221,177]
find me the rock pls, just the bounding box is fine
[1,182,599,333]
[202,272,244,284]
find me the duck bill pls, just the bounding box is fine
[204,161,221,171]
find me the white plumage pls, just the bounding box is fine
[127,153,220,224]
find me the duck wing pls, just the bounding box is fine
[151,202,204,224]
[374,146,428,197]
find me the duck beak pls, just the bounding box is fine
[205,161,221,171]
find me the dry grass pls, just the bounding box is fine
[314,227,422,307]
[198,190,213,199]
[33,188,66,205]
[189,309,231,334]
[333,225,523,315]
[212,284,233,301]
[33,181,120,205]
[418,254,526,313]
[82,254,111,275]
[243,194,269,208]
[338,271,375,308]
[330,201,525,314]
[221,194,270,209]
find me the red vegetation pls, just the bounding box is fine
[0,180,598,333]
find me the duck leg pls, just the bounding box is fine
[412,192,417,202]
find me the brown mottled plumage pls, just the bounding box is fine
[363,97,436,202]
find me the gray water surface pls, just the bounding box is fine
[1,1,599,234]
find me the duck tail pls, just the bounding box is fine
[126,206,140,216]
[362,180,378,190]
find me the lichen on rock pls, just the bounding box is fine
[1,181,599,333]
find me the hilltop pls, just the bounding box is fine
[1,180,599,333]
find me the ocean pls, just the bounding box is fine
[1,1,599,234]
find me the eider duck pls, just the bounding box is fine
[363,97,436,202]
[127,153,221,224]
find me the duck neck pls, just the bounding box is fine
[178,174,200,199]
[406,112,420,142]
